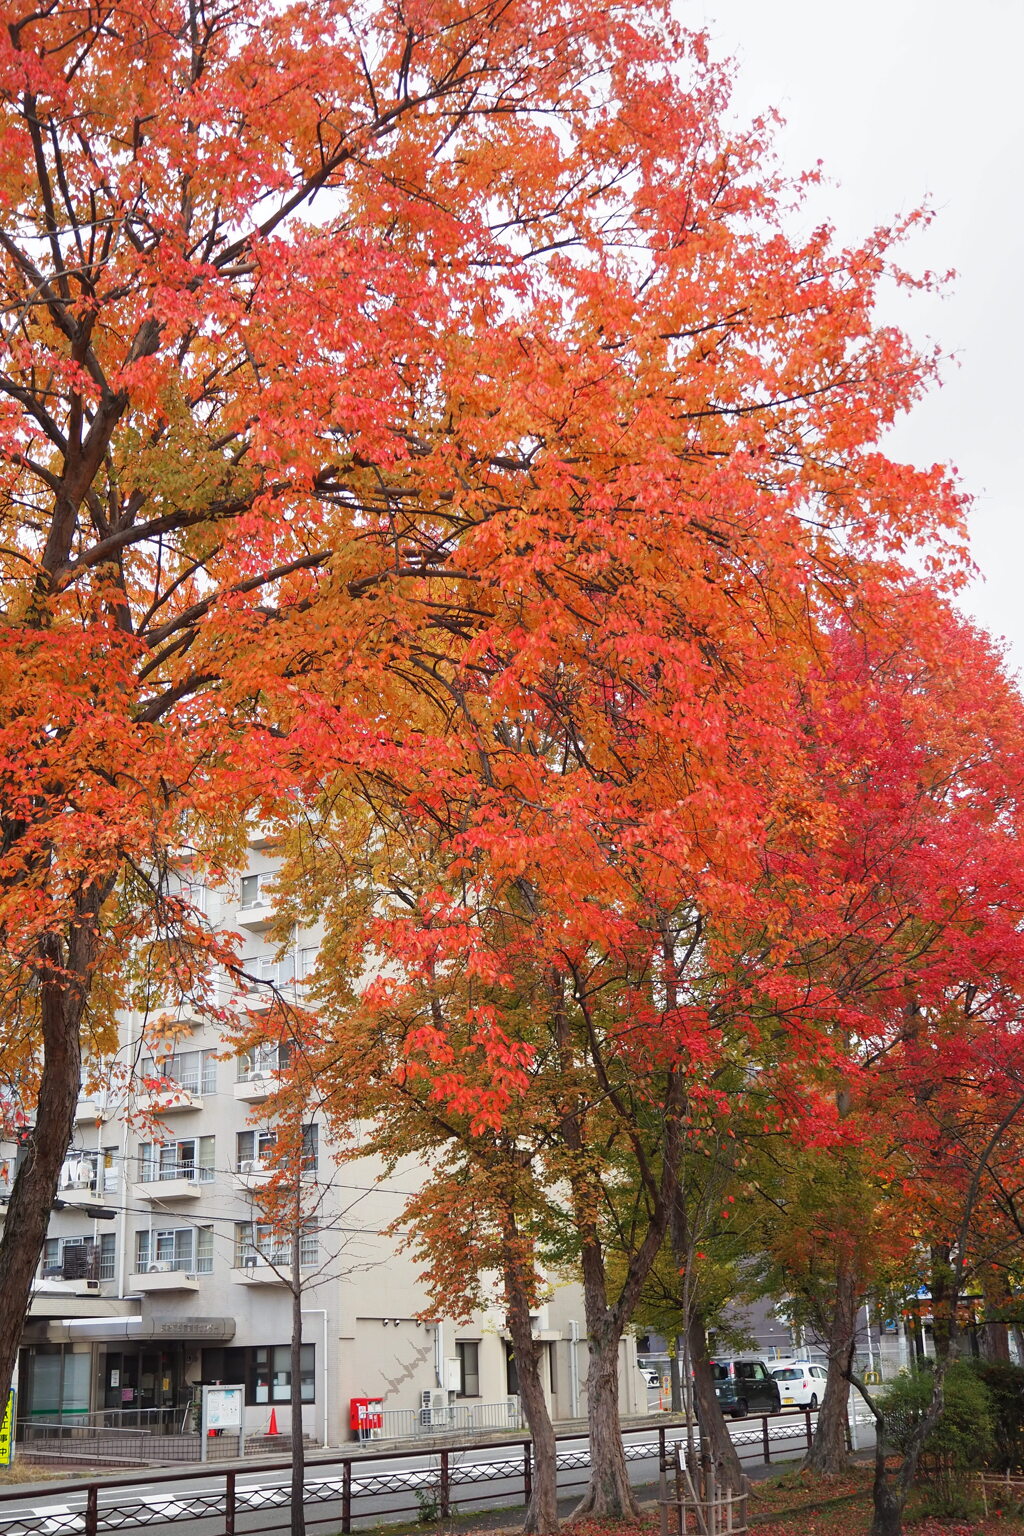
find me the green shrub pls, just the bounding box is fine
[880,1362,994,1519]
[962,1359,1024,1473]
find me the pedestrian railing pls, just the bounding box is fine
[0,1412,826,1535]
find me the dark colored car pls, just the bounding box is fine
[709,1357,782,1419]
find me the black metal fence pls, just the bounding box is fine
[17,1416,254,1466]
[0,1412,818,1536]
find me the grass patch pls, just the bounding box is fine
[0,1463,104,1484]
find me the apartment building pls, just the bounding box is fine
[4,845,645,1444]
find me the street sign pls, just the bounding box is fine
[0,1389,15,1467]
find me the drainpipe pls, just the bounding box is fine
[568,1320,580,1420]
[117,1081,131,1301]
[301,1308,329,1446]
[434,1321,444,1389]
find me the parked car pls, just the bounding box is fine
[639,1367,662,1388]
[709,1358,782,1419]
[770,1360,829,1409]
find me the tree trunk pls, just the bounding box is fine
[868,1435,904,1536]
[858,1358,948,1536]
[571,1247,640,1520]
[0,914,97,1408]
[804,1254,857,1474]
[981,1270,1011,1362]
[291,1233,306,1536]
[503,1243,559,1534]
[930,1243,953,1362]
[668,1183,744,1492]
[687,1305,745,1492]
[669,1339,682,1413]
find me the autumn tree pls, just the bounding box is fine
[2,0,860,1413]
[0,15,976,1525]
[728,598,1024,1485]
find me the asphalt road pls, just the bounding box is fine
[0,1405,877,1536]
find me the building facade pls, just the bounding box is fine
[3,845,646,1444]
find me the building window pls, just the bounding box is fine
[234,1222,319,1270]
[139,1137,214,1183]
[178,878,207,915]
[202,1345,314,1405]
[251,1344,314,1404]
[237,1128,277,1170]
[240,873,273,909]
[255,952,295,988]
[234,1125,315,1173]
[60,1148,117,1194]
[141,1049,216,1095]
[99,1233,116,1281]
[135,1225,213,1274]
[237,1043,291,1082]
[455,1341,480,1398]
[41,1235,94,1279]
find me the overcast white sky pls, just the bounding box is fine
[682,0,1024,672]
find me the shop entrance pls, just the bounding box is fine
[102,1346,188,1429]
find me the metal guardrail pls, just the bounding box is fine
[0,1412,828,1535]
[22,1409,191,1433]
[376,1400,524,1439]
[15,1420,240,1465]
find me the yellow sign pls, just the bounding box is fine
[0,1389,14,1467]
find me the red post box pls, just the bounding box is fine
[349,1396,384,1438]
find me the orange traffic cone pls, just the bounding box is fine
[268,1408,279,1436]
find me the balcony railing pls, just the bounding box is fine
[138,1161,214,1184]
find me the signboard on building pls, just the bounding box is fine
[0,1389,14,1467]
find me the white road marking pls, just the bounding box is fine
[33,1507,83,1535]
[140,1498,186,1518]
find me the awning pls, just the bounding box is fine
[48,1316,236,1343]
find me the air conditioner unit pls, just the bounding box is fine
[148,1261,173,1273]
[247,1071,269,1085]
[239,1158,266,1175]
[420,1390,433,1410]
[242,1254,258,1268]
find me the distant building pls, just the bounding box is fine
[3,843,648,1444]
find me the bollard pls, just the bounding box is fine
[225,1469,235,1536]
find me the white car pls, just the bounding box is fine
[639,1367,662,1388]
[770,1360,828,1409]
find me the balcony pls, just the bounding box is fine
[35,1275,101,1297]
[132,1267,200,1294]
[134,1166,210,1202]
[233,1073,278,1104]
[137,1086,202,1115]
[234,1159,272,1189]
[56,1185,115,1211]
[237,899,276,933]
[231,1260,287,1285]
[74,1099,110,1126]
[149,1006,206,1040]
[57,1161,114,1209]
